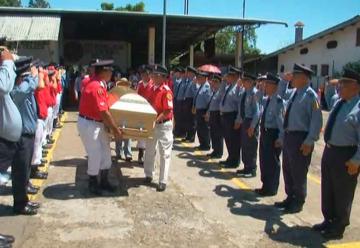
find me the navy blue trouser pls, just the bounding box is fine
[241,118,259,171]
[196,109,210,149]
[184,97,196,140]
[282,131,312,203]
[174,100,185,136]
[209,111,223,156]
[259,128,281,193]
[220,112,241,165]
[321,145,359,228]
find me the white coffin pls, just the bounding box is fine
[109,93,157,139]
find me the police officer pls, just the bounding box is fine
[174,67,187,138]
[235,72,260,177]
[78,59,122,195]
[256,73,285,196]
[183,66,198,142]
[194,70,212,150]
[143,64,174,192]
[275,63,323,213]
[220,66,243,168]
[205,74,224,158]
[313,69,360,240]
[173,66,185,137]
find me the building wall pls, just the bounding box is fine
[278,21,360,89]
[16,41,59,64]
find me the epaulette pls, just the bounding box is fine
[163,84,171,91]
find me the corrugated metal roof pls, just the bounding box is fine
[0,15,60,41]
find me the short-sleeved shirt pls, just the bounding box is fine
[137,79,153,101]
[81,75,91,92]
[35,87,49,120]
[148,83,173,120]
[79,78,109,121]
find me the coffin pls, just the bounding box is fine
[108,86,157,139]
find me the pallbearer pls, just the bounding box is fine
[143,65,174,192]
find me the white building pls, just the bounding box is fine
[249,15,360,89]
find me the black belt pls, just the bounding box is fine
[285,130,308,135]
[326,143,357,149]
[220,111,237,116]
[261,128,279,133]
[79,114,102,123]
[156,119,171,124]
[22,133,35,138]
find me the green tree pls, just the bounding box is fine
[101,2,114,10]
[215,26,260,58]
[115,1,145,12]
[0,0,21,7]
[343,60,360,74]
[28,0,50,8]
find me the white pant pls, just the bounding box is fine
[144,121,173,184]
[77,117,112,176]
[44,107,54,144]
[137,139,146,149]
[31,119,46,165]
[53,93,62,120]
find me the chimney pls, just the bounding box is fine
[295,21,304,43]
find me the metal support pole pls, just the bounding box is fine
[162,0,167,66]
[240,0,246,68]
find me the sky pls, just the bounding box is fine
[21,0,360,54]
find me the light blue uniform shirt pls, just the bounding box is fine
[11,75,38,134]
[184,78,198,99]
[285,84,323,146]
[173,78,183,99]
[0,60,22,142]
[262,94,285,142]
[175,78,187,100]
[208,90,221,112]
[277,79,295,101]
[329,93,340,109]
[194,81,212,109]
[328,95,360,166]
[324,84,337,109]
[236,87,261,128]
[219,82,242,113]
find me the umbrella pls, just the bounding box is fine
[198,64,221,74]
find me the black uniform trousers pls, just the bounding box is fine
[321,145,359,228]
[0,135,34,210]
[184,97,196,140]
[282,131,312,203]
[195,109,210,149]
[220,112,241,166]
[241,118,259,171]
[174,99,185,137]
[209,111,223,156]
[259,128,281,193]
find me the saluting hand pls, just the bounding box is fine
[345,161,359,176]
[0,48,14,62]
[300,143,313,156]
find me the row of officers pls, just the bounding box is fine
[172,63,360,240]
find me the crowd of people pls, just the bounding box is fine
[1,42,360,246]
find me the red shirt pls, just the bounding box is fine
[81,75,91,92]
[44,85,55,107]
[165,78,173,92]
[57,78,62,93]
[35,88,49,120]
[137,79,153,101]
[148,83,173,120]
[79,77,109,121]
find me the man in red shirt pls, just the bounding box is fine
[136,65,153,164]
[143,64,174,192]
[78,59,122,195]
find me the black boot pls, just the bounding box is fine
[88,176,102,196]
[138,148,144,165]
[100,170,117,192]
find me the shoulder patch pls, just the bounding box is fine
[166,92,173,100]
[97,88,104,96]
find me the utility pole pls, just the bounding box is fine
[162,0,167,66]
[240,0,246,68]
[184,0,189,15]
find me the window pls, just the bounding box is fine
[300,47,309,55]
[356,28,360,47]
[280,65,285,73]
[321,64,329,77]
[310,65,318,76]
[327,40,338,49]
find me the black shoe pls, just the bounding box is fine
[236,169,256,177]
[47,138,55,144]
[42,151,48,156]
[27,201,41,209]
[321,227,345,240]
[125,157,132,162]
[210,153,222,159]
[42,144,52,150]
[13,205,37,215]
[88,176,102,196]
[274,197,293,208]
[283,200,304,214]
[41,159,48,164]
[144,177,153,184]
[30,171,48,180]
[27,185,39,195]
[313,220,332,232]
[28,182,40,190]
[35,163,46,168]
[255,188,277,197]
[157,183,167,192]
[100,170,117,192]
[0,234,15,244]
